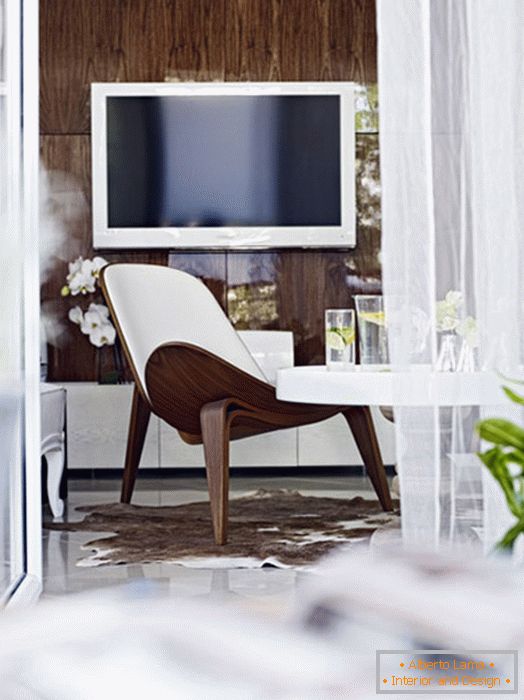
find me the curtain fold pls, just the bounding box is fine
[377,0,524,549]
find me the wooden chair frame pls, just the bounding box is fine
[101,270,393,545]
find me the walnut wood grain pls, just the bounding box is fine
[145,342,339,437]
[166,0,226,82]
[342,406,392,510]
[121,386,152,503]
[225,0,281,81]
[200,399,231,544]
[143,341,393,543]
[40,0,127,134]
[40,0,377,134]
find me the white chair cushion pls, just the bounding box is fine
[103,264,268,397]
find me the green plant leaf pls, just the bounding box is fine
[476,418,524,450]
[494,518,524,552]
[505,449,524,469]
[497,371,524,386]
[502,385,524,406]
[477,446,500,469]
[476,376,524,553]
[477,448,523,519]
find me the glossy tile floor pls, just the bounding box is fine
[43,474,377,606]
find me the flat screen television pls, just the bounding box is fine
[91,82,355,249]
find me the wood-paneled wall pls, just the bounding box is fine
[40,0,379,381]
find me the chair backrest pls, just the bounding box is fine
[102,264,268,398]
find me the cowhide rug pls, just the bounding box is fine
[45,489,400,569]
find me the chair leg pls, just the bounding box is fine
[342,406,393,511]
[200,399,231,545]
[121,385,151,504]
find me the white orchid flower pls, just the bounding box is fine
[445,290,463,307]
[80,257,98,279]
[65,257,84,295]
[67,257,83,277]
[87,302,110,320]
[65,257,105,295]
[456,316,479,348]
[92,256,108,276]
[88,322,116,347]
[436,300,459,331]
[436,290,464,331]
[68,306,83,325]
[67,270,96,295]
[439,314,460,332]
[80,304,107,335]
[63,256,114,348]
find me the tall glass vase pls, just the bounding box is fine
[457,340,477,372]
[436,333,458,372]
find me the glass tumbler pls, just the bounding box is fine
[354,295,389,365]
[325,309,356,370]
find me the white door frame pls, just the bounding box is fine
[3,0,42,607]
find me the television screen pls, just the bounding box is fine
[106,95,342,229]
[92,82,355,249]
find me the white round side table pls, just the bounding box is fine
[276,366,508,407]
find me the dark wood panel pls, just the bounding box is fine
[273,251,356,365]
[40,1,127,134]
[328,0,377,82]
[118,1,170,82]
[40,134,92,257]
[353,132,381,284]
[40,0,227,134]
[41,0,376,134]
[40,0,89,134]
[166,0,226,82]
[40,135,169,381]
[225,0,376,82]
[225,0,281,81]
[103,251,169,266]
[40,0,380,381]
[277,0,332,81]
[226,252,280,329]
[227,249,365,365]
[40,134,95,381]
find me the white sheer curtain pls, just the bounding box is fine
[377,0,524,549]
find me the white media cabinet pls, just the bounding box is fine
[62,382,396,471]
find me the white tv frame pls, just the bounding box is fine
[92,82,356,250]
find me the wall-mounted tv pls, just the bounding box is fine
[91,82,355,249]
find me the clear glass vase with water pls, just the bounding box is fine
[354,295,389,365]
[325,309,356,370]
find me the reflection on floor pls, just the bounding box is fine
[43,474,377,606]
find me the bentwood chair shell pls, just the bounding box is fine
[100,264,393,545]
